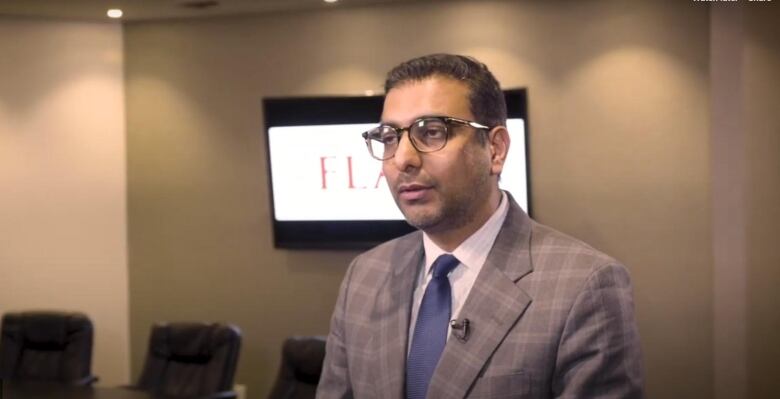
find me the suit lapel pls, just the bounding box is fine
[426,198,534,398]
[372,234,424,399]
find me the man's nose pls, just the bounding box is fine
[392,132,421,171]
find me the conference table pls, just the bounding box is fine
[1,382,175,399]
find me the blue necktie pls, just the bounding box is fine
[406,254,460,399]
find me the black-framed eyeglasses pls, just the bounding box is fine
[361,116,492,161]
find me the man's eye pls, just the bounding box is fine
[422,127,445,139]
[380,133,397,144]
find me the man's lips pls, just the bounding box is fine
[397,184,432,201]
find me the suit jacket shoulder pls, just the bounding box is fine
[523,218,625,294]
[430,196,644,398]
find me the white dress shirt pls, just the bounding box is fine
[408,191,510,348]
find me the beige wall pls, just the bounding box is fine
[744,5,780,399]
[710,5,780,398]
[0,18,130,385]
[125,1,713,397]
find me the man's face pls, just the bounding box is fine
[381,76,497,234]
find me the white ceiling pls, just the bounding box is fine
[0,0,426,22]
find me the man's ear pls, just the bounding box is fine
[488,126,510,176]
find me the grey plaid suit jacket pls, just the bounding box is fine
[317,196,644,398]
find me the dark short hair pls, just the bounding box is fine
[384,54,507,129]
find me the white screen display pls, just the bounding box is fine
[268,119,527,221]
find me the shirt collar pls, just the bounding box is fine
[422,191,510,274]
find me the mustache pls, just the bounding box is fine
[392,177,436,193]
[391,172,432,186]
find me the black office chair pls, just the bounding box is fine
[131,322,241,398]
[267,336,327,399]
[0,311,97,385]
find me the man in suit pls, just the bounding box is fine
[317,54,644,399]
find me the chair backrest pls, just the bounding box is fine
[266,336,327,399]
[0,311,95,385]
[135,322,241,397]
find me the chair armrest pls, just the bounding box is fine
[107,386,236,399]
[71,375,99,386]
[204,391,238,399]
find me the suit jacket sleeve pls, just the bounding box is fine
[552,263,644,398]
[316,257,357,399]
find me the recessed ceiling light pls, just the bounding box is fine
[324,0,339,3]
[107,9,123,18]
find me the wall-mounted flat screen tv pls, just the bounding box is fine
[263,89,530,249]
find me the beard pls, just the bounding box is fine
[401,190,479,233]
[393,152,492,234]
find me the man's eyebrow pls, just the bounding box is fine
[379,115,447,128]
[378,120,401,128]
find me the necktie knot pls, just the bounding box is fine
[431,254,459,279]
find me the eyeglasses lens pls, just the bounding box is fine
[366,118,450,160]
[410,119,447,152]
